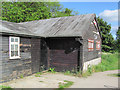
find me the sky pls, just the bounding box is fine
[60,2,118,39]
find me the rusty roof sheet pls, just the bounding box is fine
[0,14,96,37]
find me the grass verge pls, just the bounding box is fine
[108,73,120,77]
[35,72,43,77]
[0,85,12,90]
[58,80,74,89]
[63,52,119,77]
[93,52,119,72]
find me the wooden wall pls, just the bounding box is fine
[40,39,48,71]
[83,22,101,62]
[0,35,41,83]
[0,22,101,82]
[45,38,81,72]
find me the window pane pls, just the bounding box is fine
[15,45,18,51]
[11,38,14,42]
[15,38,18,42]
[11,51,14,57]
[11,44,14,51]
[15,51,18,56]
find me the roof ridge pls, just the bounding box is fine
[0,13,95,24]
[0,13,96,37]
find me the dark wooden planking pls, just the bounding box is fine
[45,38,81,72]
[40,39,48,71]
[83,22,101,62]
[31,38,41,73]
[50,50,78,71]
[0,36,32,82]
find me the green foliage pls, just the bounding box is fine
[108,73,120,77]
[94,52,119,72]
[39,81,44,82]
[64,71,71,75]
[97,17,115,52]
[48,68,56,73]
[116,27,120,52]
[63,52,119,77]
[2,2,78,23]
[58,80,74,88]
[35,72,42,77]
[82,52,119,74]
[77,52,118,77]
[0,85,12,90]
[20,74,24,79]
[35,74,41,77]
[2,2,52,23]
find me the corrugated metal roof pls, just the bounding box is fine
[0,14,96,37]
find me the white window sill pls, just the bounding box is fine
[9,56,21,60]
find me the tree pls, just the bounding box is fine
[116,27,120,52]
[2,2,52,23]
[97,17,115,52]
[2,2,78,23]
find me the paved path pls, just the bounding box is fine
[2,70,119,88]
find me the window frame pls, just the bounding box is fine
[88,39,94,52]
[96,41,101,50]
[9,36,20,59]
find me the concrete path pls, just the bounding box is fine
[2,70,119,88]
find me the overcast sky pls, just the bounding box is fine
[60,2,118,39]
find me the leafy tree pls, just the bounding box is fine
[2,2,52,23]
[1,2,78,22]
[116,27,120,52]
[44,2,63,17]
[51,8,78,18]
[97,17,115,52]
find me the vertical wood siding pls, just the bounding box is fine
[45,38,81,72]
[50,49,78,71]
[31,38,41,73]
[40,39,48,71]
[0,35,41,83]
[83,23,101,62]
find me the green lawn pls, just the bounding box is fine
[108,73,120,77]
[58,80,74,88]
[0,85,12,90]
[93,52,119,72]
[63,52,119,77]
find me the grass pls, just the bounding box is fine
[108,73,120,77]
[58,80,74,89]
[34,52,119,78]
[93,52,119,72]
[64,71,72,75]
[35,72,43,77]
[63,52,119,77]
[39,81,44,82]
[20,74,24,79]
[81,52,119,77]
[48,68,56,73]
[0,85,12,90]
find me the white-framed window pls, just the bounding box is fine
[9,36,20,59]
[88,39,94,51]
[96,41,100,50]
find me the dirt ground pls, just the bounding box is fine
[2,70,119,88]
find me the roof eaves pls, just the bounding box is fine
[0,30,43,38]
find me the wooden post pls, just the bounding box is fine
[47,47,50,69]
